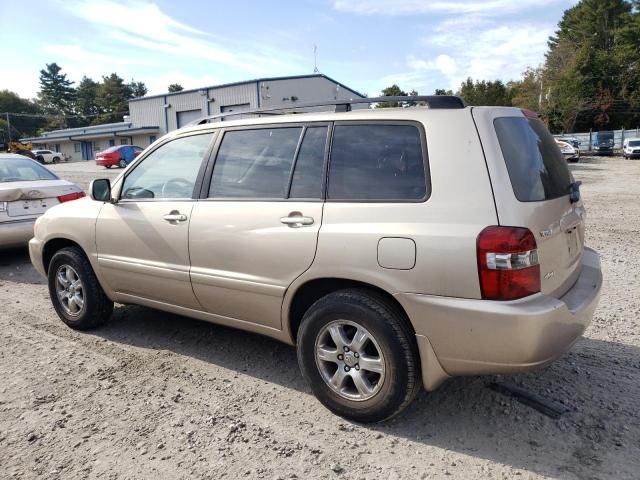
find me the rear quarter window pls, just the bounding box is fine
[328,123,427,201]
[494,116,572,202]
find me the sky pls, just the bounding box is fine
[1,0,579,100]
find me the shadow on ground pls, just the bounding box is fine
[93,304,640,479]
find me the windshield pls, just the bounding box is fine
[494,116,573,202]
[629,140,640,147]
[0,158,58,183]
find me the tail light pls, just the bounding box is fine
[477,226,540,300]
[57,192,86,203]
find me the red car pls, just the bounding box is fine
[95,145,143,168]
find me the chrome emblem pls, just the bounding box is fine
[28,190,42,198]
[540,228,553,238]
[544,271,556,280]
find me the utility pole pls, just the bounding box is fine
[5,112,11,143]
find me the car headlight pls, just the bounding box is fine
[0,201,7,213]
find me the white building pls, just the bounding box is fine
[23,74,364,161]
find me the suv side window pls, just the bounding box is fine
[289,126,328,199]
[209,127,302,199]
[121,133,214,200]
[328,124,427,201]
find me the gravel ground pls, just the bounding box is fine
[0,157,639,479]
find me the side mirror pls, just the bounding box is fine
[90,178,112,202]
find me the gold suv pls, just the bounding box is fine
[29,97,602,422]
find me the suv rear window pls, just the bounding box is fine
[494,116,572,202]
[328,124,427,201]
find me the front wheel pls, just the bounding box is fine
[297,289,421,423]
[48,247,114,330]
[52,157,60,164]
[105,165,112,169]
[119,159,127,168]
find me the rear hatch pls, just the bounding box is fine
[472,107,585,297]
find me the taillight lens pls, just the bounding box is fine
[477,226,540,300]
[57,192,86,203]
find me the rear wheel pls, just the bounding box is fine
[48,247,113,330]
[52,156,60,164]
[297,289,421,423]
[105,165,112,169]
[36,155,44,164]
[119,159,127,168]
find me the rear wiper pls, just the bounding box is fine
[569,181,582,203]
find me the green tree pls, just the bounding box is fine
[128,80,148,98]
[74,76,101,124]
[434,88,454,95]
[542,0,638,131]
[456,78,513,106]
[168,83,184,93]
[37,63,75,114]
[96,73,130,124]
[376,85,418,108]
[0,90,45,141]
[509,68,544,113]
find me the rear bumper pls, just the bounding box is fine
[0,219,36,248]
[397,247,602,388]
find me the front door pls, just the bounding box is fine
[189,124,329,329]
[95,132,215,308]
[81,141,93,160]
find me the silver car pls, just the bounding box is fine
[28,98,602,422]
[0,154,85,248]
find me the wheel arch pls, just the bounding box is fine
[284,277,414,345]
[42,237,87,274]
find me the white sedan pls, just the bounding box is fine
[32,149,65,164]
[555,139,579,163]
[0,154,85,248]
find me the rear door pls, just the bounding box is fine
[188,123,328,329]
[473,108,584,296]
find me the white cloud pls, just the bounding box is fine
[63,0,304,77]
[333,0,563,16]
[435,54,457,76]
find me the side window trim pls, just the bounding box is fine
[118,130,218,202]
[326,120,430,203]
[198,121,332,201]
[284,126,307,199]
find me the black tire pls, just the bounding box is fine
[36,155,44,164]
[48,247,113,330]
[105,165,112,169]
[119,159,127,168]
[297,289,421,423]
[52,156,60,164]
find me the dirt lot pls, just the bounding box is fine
[1,157,639,479]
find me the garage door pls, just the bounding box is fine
[176,109,203,128]
[220,103,251,120]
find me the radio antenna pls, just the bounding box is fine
[313,44,319,73]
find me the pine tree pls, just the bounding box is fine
[74,76,101,125]
[168,83,184,93]
[38,63,75,114]
[96,73,130,124]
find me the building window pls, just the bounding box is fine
[109,139,115,147]
[149,135,157,144]
[93,141,100,151]
[74,143,81,153]
[55,143,61,152]
[120,138,129,145]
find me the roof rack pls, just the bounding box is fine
[187,95,465,126]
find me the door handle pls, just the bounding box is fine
[163,211,188,223]
[280,213,314,227]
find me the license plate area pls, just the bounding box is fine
[567,227,579,259]
[8,199,52,217]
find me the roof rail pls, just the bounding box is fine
[187,95,465,126]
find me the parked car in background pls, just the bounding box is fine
[32,149,65,164]
[557,136,581,150]
[95,145,143,169]
[593,131,614,155]
[555,139,580,162]
[623,138,640,159]
[0,154,85,248]
[29,98,602,422]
